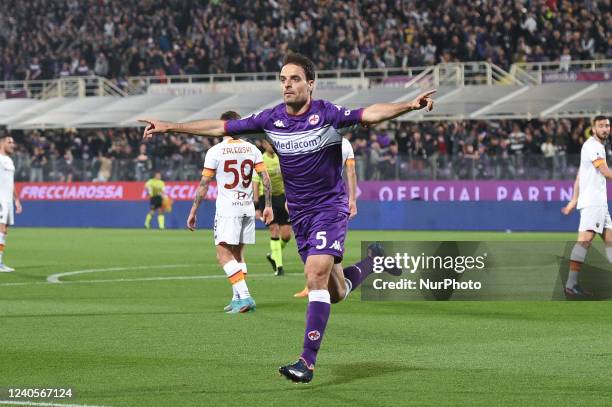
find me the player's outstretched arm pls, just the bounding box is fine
[361,89,436,125]
[260,170,274,225]
[562,172,579,215]
[187,175,212,231]
[139,118,226,140]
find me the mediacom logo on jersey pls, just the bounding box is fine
[271,136,320,152]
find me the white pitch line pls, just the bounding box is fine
[45,261,275,284]
[46,264,192,283]
[51,273,300,285]
[0,400,110,407]
[0,264,301,287]
[0,273,300,287]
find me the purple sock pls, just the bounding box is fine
[300,295,330,368]
[343,256,374,292]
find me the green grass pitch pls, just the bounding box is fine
[1,228,611,407]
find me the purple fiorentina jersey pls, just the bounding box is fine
[225,99,363,221]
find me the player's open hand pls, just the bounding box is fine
[561,200,576,215]
[411,89,436,112]
[138,118,169,141]
[15,200,22,214]
[262,206,274,225]
[349,200,357,220]
[255,209,263,222]
[187,212,197,231]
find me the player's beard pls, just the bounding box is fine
[594,130,609,144]
[284,92,310,113]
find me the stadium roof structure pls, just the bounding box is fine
[121,93,231,126]
[0,98,40,126]
[472,82,597,120]
[548,82,612,119]
[2,82,610,130]
[69,94,171,128]
[11,96,117,130]
[0,98,72,127]
[180,89,282,122]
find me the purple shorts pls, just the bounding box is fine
[292,210,349,264]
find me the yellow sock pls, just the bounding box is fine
[271,238,283,267]
[145,213,152,229]
[158,214,165,229]
[281,239,288,249]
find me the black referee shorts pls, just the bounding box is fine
[259,194,290,225]
[150,196,163,210]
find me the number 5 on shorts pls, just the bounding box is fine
[315,231,327,249]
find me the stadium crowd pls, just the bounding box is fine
[1,0,611,83]
[6,117,609,182]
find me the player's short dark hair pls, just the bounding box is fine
[220,111,242,139]
[592,115,609,125]
[282,52,315,81]
[220,111,241,121]
[0,134,12,143]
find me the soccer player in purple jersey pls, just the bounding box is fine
[140,53,435,383]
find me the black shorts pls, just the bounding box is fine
[150,196,163,210]
[259,194,291,225]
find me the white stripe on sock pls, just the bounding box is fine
[308,289,330,304]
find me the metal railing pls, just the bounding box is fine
[0,76,127,99]
[511,59,612,84]
[128,62,522,93]
[13,153,582,183]
[355,152,580,181]
[431,62,525,87]
[2,59,610,101]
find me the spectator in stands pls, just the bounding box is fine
[424,133,439,180]
[94,53,109,78]
[368,141,384,180]
[541,136,556,178]
[378,141,398,180]
[25,57,42,81]
[74,59,90,76]
[0,0,609,82]
[94,152,113,182]
[461,144,480,180]
[408,131,426,177]
[58,150,76,182]
[29,146,46,182]
[559,47,572,72]
[58,62,71,77]
[134,144,152,182]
